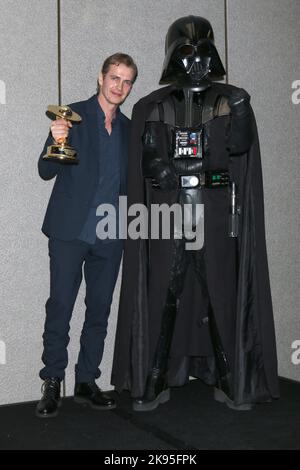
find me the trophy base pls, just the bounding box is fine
[43,144,79,164]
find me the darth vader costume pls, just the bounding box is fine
[111,16,279,410]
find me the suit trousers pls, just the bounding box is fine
[39,237,123,382]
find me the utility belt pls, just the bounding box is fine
[179,169,229,189]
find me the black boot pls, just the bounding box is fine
[214,387,253,411]
[133,369,170,412]
[74,382,116,410]
[35,378,61,418]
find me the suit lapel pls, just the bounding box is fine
[119,118,129,194]
[85,95,100,174]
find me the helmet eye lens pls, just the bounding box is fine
[178,44,195,57]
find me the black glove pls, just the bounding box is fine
[148,158,178,191]
[142,121,178,191]
[228,88,251,118]
[228,89,253,154]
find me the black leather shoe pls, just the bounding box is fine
[74,382,116,410]
[35,377,61,418]
[133,371,170,412]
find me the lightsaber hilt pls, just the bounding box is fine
[228,181,239,237]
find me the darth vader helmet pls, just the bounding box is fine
[159,16,225,86]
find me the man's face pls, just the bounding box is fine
[98,63,135,106]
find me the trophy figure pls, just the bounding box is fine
[43,105,82,164]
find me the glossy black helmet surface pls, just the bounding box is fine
[159,16,225,86]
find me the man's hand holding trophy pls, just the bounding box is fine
[43,105,82,164]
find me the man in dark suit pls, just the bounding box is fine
[36,53,138,418]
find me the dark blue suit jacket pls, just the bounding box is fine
[38,95,130,241]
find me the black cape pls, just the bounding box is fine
[112,84,279,406]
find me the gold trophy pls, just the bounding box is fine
[43,105,82,164]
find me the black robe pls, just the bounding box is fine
[111,84,279,406]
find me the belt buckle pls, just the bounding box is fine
[180,175,200,188]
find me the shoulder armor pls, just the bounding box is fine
[146,88,230,126]
[202,88,231,124]
[146,96,176,126]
